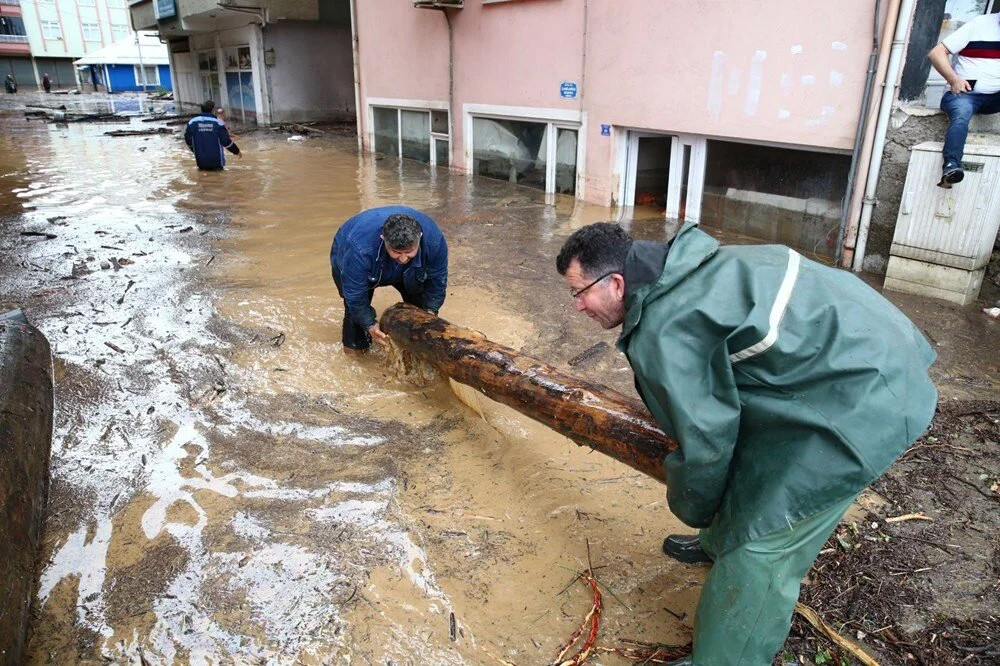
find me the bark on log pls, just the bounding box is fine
[0,322,53,665]
[380,304,675,483]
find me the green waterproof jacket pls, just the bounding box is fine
[617,224,937,555]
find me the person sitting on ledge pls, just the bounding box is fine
[929,11,1000,187]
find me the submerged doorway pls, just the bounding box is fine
[622,131,706,221]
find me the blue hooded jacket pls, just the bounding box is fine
[184,114,240,170]
[330,206,448,329]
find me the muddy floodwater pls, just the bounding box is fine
[0,105,703,665]
[2,97,998,666]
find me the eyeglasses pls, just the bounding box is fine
[570,271,618,299]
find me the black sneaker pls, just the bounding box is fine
[942,164,965,184]
[662,534,714,564]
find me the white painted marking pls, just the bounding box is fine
[708,50,726,122]
[801,75,816,86]
[832,41,848,50]
[778,109,791,119]
[790,44,803,55]
[727,67,742,95]
[745,50,767,117]
[829,71,845,87]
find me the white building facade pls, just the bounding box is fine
[18,0,133,88]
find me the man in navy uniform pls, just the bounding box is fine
[184,100,242,171]
[330,207,448,355]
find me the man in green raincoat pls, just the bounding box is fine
[556,222,937,665]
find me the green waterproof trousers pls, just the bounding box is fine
[690,494,859,665]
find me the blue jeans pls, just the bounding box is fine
[940,90,1000,167]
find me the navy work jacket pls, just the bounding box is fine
[330,206,448,329]
[184,114,240,170]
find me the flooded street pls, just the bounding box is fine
[2,95,998,665]
[1,100,697,665]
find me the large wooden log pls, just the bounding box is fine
[380,304,675,483]
[0,321,53,666]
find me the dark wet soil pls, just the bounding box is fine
[782,401,1000,666]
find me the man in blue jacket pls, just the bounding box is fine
[330,206,448,354]
[557,222,937,665]
[184,100,241,170]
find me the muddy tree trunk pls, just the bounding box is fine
[0,322,53,665]
[380,304,675,483]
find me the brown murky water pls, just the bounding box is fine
[2,103,698,665]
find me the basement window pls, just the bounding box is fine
[699,140,851,258]
[370,104,450,168]
[470,116,577,195]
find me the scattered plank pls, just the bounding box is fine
[104,128,173,137]
[141,114,189,123]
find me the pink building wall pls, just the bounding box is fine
[354,0,881,207]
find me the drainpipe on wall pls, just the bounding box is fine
[349,0,362,151]
[835,0,883,265]
[850,0,916,272]
[443,8,454,166]
[841,0,901,268]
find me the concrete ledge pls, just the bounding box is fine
[884,255,984,305]
[0,321,54,666]
[898,104,1000,134]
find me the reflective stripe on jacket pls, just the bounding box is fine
[617,223,937,554]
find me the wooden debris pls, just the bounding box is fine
[552,570,603,666]
[567,341,609,367]
[141,114,190,123]
[380,304,675,483]
[20,231,57,240]
[104,128,173,137]
[885,513,933,523]
[795,602,880,666]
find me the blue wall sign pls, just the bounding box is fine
[560,81,578,99]
[601,124,611,136]
[154,0,176,20]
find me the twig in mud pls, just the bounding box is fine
[104,341,126,354]
[337,584,357,606]
[551,541,603,666]
[886,513,933,523]
[21,231,58,240]
[117,280,135,305]
[946,473,998,501]
[795,602,880,666]
[206,255,215,266]
[595,641,692,664]
[550,569,602,666]
[662,606,687,622]
[270,332,286,347]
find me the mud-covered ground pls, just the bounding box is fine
[1,92,998,665]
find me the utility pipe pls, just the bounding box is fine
[851,0,916,272]
[349,0,362,152]
[835,0,883,265]
[841,0,901,268]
